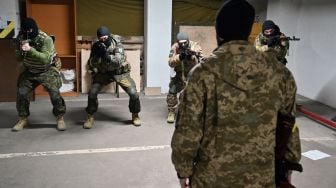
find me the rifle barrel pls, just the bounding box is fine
[288,36,300,41]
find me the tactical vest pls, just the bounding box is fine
[23,31,57,73]
[90,34,131,75]
[258,33,288,64]
[175,41,201,79]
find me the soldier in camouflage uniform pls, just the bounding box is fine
[171,0,301,187]
[84,26,141,128]
[167,32,203,123]
[12,17,66,131]
[255,20,290,65]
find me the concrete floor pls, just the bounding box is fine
[0,94,335,188]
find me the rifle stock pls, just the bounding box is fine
[279,181,296,188]
[275,113,303,188]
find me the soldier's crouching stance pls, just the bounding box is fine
[84,26,141,128]
[13,17,66,131]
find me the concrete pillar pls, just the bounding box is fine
[144,0,172,95]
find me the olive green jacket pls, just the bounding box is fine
[16,30,56,73]
[88,34,130,76]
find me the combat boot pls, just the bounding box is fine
[12,117,28,131]
[56,116,66,131]
[167,111,176,124]
[132,113,141,126]
[83,114,94,129]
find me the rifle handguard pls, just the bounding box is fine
[279,181,296,188]
[283,160,303,172]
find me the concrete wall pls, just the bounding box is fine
[143,0,268,94]
[248,0,268,22]
[267,0,336,108]
[0,0,20,36]
[144,0,172,94]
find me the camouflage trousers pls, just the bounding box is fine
[16,68,66,117]
[167,77,186,113]
[86,72,141,115]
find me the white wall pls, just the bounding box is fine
[248,0,268,22]
[267,0,336,108]
[144,0,172,93]
[143,0,267,94]
[0,0,20,37]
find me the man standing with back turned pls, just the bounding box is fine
[171,0,301,187]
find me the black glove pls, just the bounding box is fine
[102,52,111,61]
[179,52,187,61]
[92,42,107,57]
[267,36,279,47]
[186,51,198,60]
[280,58,288,65]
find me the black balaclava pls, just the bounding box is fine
[177,32,189,49]
[262,20,279,37]
[20,17,39,39]
[215,0,255,45]
[97,26,112,47]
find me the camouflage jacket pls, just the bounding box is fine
[255,33,289,64]
[168,40,203,80]
[88,34,130,75]
[171,40,300,187]
[15,30,57,73]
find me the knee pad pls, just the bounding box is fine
[88,88,99,99]
[17,87,30,98]
[128,88,139,100]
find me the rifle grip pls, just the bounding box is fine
[279,181,296,188]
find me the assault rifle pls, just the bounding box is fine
[13,31,27,49]
[267,35,300,47]
[275,113,303,188]
[13,31,33,57]
[180,48,203,64]
[14,31,55,49]
[287,36,300,41]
